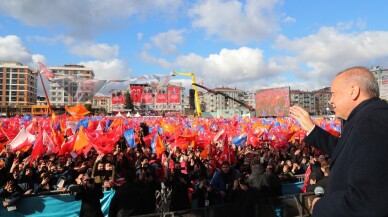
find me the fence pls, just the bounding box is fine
[0,182,313,217]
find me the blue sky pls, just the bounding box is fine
[1,0,388,95]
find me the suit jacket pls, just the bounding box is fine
[75,183,104,217]
[305,97,388,217]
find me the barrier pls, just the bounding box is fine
[281,181,303,196]
[0,182,307,217]
[0,191,115,217]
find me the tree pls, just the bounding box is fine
[125,91,134,111]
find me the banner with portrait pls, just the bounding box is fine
[156,87,167,104]
[168,86,181,104]
[255,87,290,117]
[130,86,144,103]
[74,79,106,103]
[111,90,125,105]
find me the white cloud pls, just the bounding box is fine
[137,32,143,40]
[189,0,282,44]
[274,26,388,86]
[175,47,281,82]
[151,29,186,55]
[79,59,132,81]
[140,51,172,69]
[0,35,32,64]
[70,42,119,60]
[282,16,296,24]
[29,35,75,46]
[142,47,283,91]
[0,0,184,38]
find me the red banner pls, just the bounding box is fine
[111,90,125,105]
[156,88,167,104]
[141,93,153,104]
[156,94,167,104]
[130,86,143,103]
[168,86,180,104]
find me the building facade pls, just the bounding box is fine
[49,64,94,106]
[128,82,185,115]
[0,61,38,106]
[290,87,332,115]
[370,66,388,100]
[202,87,247,113]
[92,93,112,114]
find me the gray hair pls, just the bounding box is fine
[337,67,379,98]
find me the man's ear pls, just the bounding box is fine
[350,83,361,100]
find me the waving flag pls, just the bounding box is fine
[8,126,36,151]
[43,130,54,156]
[37,61,54,79]
[232,133,247,147]
[65,104,90,120]
[124,129,136,148]
[73,127,91,152]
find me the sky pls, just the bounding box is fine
[1,0,388,96]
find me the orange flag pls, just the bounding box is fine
[160,121,175,133]
[65,104,90,120]
[155,135,165,157]
[73,127,91,152]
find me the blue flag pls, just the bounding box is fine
[124,129,136,148]
[232,133,247,147]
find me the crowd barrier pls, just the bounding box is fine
[0,191,115,217]
[0,182,308,217]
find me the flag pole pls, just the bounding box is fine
[38,72,53,115]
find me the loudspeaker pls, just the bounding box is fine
[189,89,195,109]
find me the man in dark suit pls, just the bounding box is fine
[75,174,104,217]
[290,67,388,216]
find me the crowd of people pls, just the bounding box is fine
[0,129,330,216]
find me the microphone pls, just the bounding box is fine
[314,186,325,197]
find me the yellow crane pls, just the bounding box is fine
[171,71,202,116]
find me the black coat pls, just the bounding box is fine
[305,98,388,217]
[109,182,145,217]
[75,183,104,217]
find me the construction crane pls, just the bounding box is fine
[192,83,256,112]
[171,71,202,116]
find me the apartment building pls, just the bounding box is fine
[92,93,112,114]
[0,61,38,106]
[49,64,94,106]
[202,87,246,112]
[290,87,332,115]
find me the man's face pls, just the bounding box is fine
[221,165,229,173]
[329,74,353,120]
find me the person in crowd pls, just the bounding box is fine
[279,164,296,183]
[0,149,15,187]
[306,172,318,193]
[317,167,330,190]
[34,172,55,194]
[229,173,258,217]
[18,166,36,195]
[210,161,240,204]
[165,161,192,211]
[192,177,215,208]
[290,66,388,216]
[109,169,144,217]
[0,180,22,211]
[75,173,104,217]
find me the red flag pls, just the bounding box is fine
[38,61,54,79]
[31,126,45,160]
[9,126,36,152]
[58,135,76,156]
